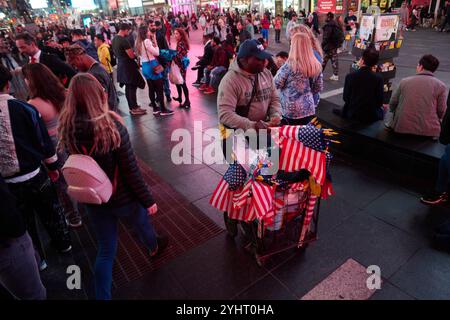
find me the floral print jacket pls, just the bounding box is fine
[274,63,323,120]
[174,40,188,78]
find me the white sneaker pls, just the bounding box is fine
[39,260,48,271]
[329,75,339,81]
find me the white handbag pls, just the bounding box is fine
[169,61,184,85]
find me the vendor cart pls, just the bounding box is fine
[210,124,337,266]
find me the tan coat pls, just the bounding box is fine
[389,71,448,137]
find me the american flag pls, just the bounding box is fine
[278,126,326,185]
[232,179,252,210]
[223,162,247,191]
[251,181,276,219]
[209,178,231,212]
[298,194,318,247]
[210,178,256,222]
[298,124,327,151]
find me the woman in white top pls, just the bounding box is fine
[135,25,173,116]
[217,19,228,42]
[199,14,207,32]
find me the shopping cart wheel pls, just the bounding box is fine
[223,212,238,238]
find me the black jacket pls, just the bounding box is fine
[156,29,169,50]
[322,20,341,52]
[197,41,214,67]
[39,52,76,87]
[0,176,26,242]
[73,118,155,209]
[342,67,384,123]
[0,95,59,180]
[439,90,450,145]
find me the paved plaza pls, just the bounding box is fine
[5,27,449,301]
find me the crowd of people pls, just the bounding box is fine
[0,2,449,301]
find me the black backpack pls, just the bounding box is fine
[334,26,345,47]
[108,46,117,67]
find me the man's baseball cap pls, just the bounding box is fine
[237,39,272,60]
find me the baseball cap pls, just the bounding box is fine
[237,39,272,60]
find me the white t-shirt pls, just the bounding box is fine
[199,16,206,26]
[139,38,159,63]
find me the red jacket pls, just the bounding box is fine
[210,46,229,69]
[261,19,270,29]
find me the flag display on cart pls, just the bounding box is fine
[210,178,232,212]
[298,194,318,247]
[279,137,326,184]
[223,162,247,191]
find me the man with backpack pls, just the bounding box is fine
[322,12,344,81]
[71,29,99,62]
[64,44,118,112]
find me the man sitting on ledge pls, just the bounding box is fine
[387,54,448,138]
[333,47,384,123]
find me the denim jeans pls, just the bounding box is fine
[210,66,227,89]
[162,66,171,98]
[86,201,158,300]
[436,144,450,193]
[0,232,46,300]
[204,68,212,84]
[261,28,269,41]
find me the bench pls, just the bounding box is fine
[316,99,445,180]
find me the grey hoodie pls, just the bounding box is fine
[217,59,281,131]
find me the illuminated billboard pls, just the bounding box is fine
[128,0,143,8]
[30,0,48,9]
[71,0,98,10]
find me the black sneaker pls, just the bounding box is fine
[153,110,161,115]
[160,109,174,116]
[420,191,448,205]
[192,81,201,87]
[150,236,169,258]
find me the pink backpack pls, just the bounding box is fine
[62,144,118,205]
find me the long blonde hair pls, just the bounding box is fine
[287,33,322,78]
[58,73,121,155]
[290,24,323,59]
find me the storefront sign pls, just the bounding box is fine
[359,14,375,42]
[317,0,336,13]
[375,14,399,42]
[317,0,344,13]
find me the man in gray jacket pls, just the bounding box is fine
[218,39,281,136]
[217,39,281,237]
[388,55,447,138]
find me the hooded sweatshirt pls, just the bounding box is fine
[218,59,281,132]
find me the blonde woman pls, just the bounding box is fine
[58,73,167,300]
[274,33,323,125]
[290,24,323,107]
[290,24,323,63]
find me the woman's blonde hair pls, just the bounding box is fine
[287,33,323,78]
[58,73,121,155]
[290,24,323,59]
